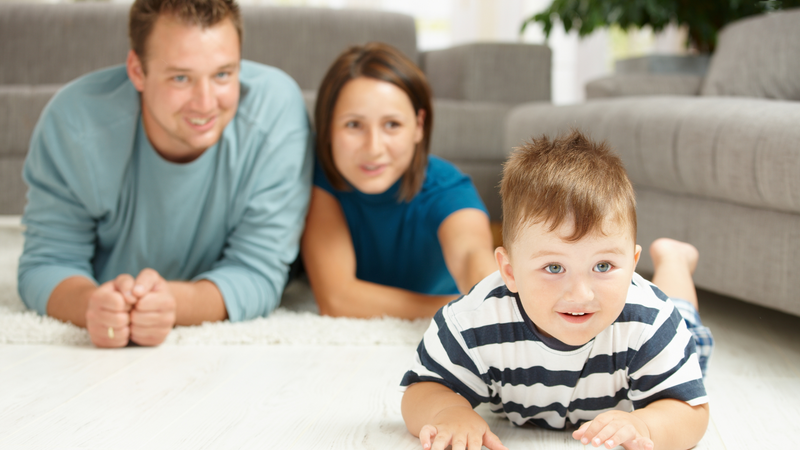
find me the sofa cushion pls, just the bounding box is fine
[0,4,129,85]
[241,6,417,92]
[430,100,515,221]
[301,90,317,125]
[0,157,26,215]
[429,100,513,162]
[635,186,800,317]
[422,43,551,104]
[586,74,703,99]
[505,97,800,215]
[0,85,60,157]
[701,8,800,100]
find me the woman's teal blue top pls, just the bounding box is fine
[314,155,488,295]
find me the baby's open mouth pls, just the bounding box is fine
[559,312,593,323]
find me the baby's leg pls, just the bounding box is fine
[650,238,712,376]
[649,238,699,310]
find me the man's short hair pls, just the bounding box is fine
[129,0,243,70]
[500,129,637,248]
[314,42,433,202]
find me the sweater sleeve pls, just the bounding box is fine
[196,68,313,321]
[17,98,101,315]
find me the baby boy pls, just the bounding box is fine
[400,130,710,450]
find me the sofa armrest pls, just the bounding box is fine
[422,43,551,104]
[429,99,515,221]
[586,74,703,99]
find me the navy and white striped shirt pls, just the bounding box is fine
[401,271,708,430]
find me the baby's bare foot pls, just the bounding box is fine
[650,238,699,275]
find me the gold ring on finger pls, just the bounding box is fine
[108,326,115,339]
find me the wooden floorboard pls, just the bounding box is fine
[0,346,152,438]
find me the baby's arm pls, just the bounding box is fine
[402,382,507,450]
[572,398,709,450]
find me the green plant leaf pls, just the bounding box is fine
[518,0,800,52]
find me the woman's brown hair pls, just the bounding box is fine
[314,42,433,202]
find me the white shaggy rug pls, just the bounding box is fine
[0,217,428,346]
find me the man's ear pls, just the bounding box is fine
[633,244,642,271]
[126,49,146,92]
[414,109,426,144]
[495,246,518,293]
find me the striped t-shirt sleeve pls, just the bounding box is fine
[627,291,708,408]
[400,307,491,407]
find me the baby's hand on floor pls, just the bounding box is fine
[572,410,653,450]
[418,405,507,450]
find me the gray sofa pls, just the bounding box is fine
[505,9,800,317]
[0,3,551,221]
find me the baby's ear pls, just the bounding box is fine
[495,247,518,292]
[633,244,642,270]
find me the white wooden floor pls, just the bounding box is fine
[1,286,799,449]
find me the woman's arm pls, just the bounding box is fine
[438,209,497,294]
[301,187,458,319]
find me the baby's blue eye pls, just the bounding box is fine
[545,264,563,274]
[595,262,611,273]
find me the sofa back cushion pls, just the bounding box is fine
[242,7,416,92]
[701,8,800,100]
[0,4,417,90]
[0,3,130,85]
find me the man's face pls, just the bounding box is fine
[496,219,641,346]
[127,14,240,163]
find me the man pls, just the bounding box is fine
[18,0,312,347]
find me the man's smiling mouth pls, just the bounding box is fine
[189,117,212,125]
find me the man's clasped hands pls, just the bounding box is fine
[85,268,176,348]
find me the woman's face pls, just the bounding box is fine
[330,77,425,194]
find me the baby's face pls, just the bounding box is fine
[496,219,641,346]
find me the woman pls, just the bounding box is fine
[301,42,496,319]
